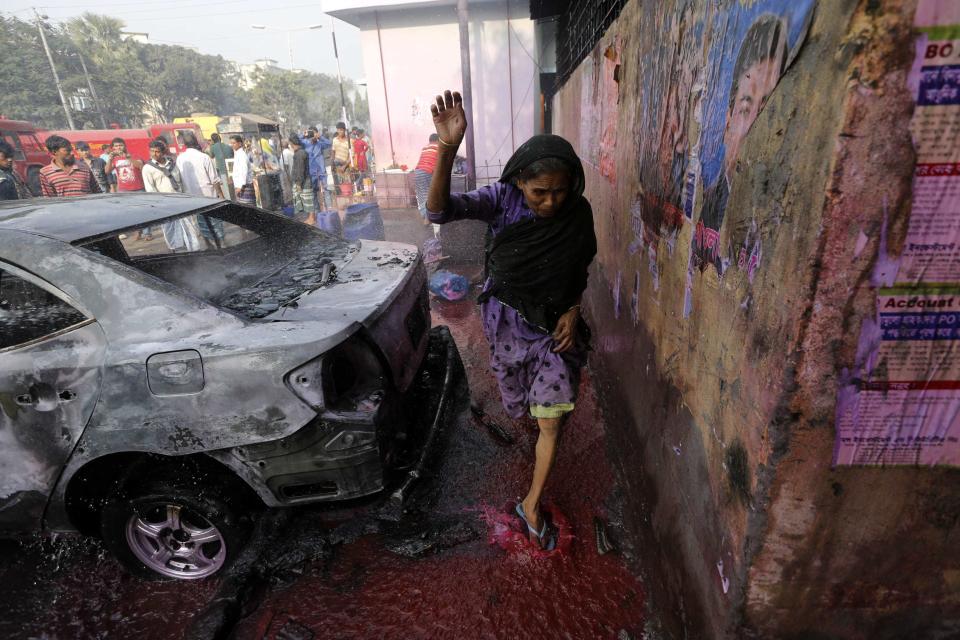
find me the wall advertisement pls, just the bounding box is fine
[835,0,960,466]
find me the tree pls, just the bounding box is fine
[0,12,355,131]
[0,16,69,127]
[138,45,246,122]
[66,13,147,126]
[353,91,370,128]
[248,69,310,130]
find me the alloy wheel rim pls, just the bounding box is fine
[124,502,226,579]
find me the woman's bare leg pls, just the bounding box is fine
[521,415,563,547]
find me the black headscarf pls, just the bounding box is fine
[477,135,597,332]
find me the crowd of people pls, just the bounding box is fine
[0,121,375,212]
[0,121,374,256]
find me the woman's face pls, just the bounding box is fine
[517,171,570,218]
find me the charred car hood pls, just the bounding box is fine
[265,240,420,329]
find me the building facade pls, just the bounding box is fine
[326,0,539,174]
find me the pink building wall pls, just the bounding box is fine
[357,4,536,175]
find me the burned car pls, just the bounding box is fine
[0,194,447,580]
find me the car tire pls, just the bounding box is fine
[100,478,251,581]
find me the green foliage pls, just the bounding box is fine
[65,14,147,127]
[248,68,363,131]
[138,44,247,122]
[0,16,78,127]
[353,91,370,127]
[0,12,355,132]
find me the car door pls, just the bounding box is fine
[0,262,107,534]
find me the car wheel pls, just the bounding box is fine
[100,479,250,580]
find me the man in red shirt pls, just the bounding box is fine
[104,137,145,192]
[353,129,369,184]
[414,134,440,224]
[39,135,102,197]
[105,136,151,239]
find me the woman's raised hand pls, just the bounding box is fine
[430,90,467,146]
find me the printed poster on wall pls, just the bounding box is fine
[834,0,960,466]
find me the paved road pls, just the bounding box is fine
[0,206,655,640]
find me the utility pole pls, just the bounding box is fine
[33,8,75,129]
[374,11,397,167]
[457,0,477,190]
[75,49,108,129]
[330,17,350,129]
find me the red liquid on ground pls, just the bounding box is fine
[235,299,648,640]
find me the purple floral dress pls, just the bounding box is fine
[428,182,588,419]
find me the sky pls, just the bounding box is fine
[3,0,366,80]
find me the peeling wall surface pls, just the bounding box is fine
[553,0,960,637]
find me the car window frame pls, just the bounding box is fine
[78,213,269,265]
[0,259,95,354]
[0,131,26,161]
[67,201,346,323]
[20,133,44,153]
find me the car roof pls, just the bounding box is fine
[0,193,225,243]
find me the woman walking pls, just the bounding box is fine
[426,90,597,550]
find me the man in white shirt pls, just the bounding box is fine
[176,135,224,199]
[229,135,255,205]
[143,138,200,252]
[143,138,182,194]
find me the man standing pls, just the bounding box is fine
[143,138,183,194]
[0,141,31,200]
[76,141,109,194]
[143,138,201,252]
[288,134,316,226]
[352,128,369,190]
[39,135,101,197]
[331,122,351,188]
[206,132,234,197]
[104,137,145,193]
[99,144,116,192]
[299,127,331,210]
[105,137,149,239]
[229,135,255,205]
[177,134,224,199]
[277,137,293,206]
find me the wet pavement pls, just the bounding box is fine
[0,207,654,640]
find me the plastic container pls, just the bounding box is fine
[315,210,342,237]
[339,182,354,196]
[343,203,385,241]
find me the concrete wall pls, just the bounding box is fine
[553,0,960,637]
[355,2,536,172]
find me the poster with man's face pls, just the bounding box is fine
[691,0,815,274]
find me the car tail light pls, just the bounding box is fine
[286,336,386,412]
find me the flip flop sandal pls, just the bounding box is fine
[514,503,557,551]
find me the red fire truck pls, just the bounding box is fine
[46,122,208,161]
[0,119,50,195]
